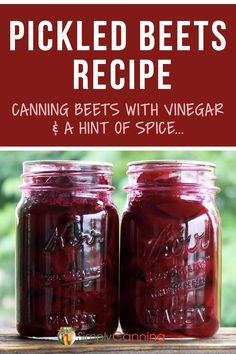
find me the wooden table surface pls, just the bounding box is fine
[0,327,236,353]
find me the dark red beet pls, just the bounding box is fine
[120,161,221,338]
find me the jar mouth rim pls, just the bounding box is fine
[23,160,113,167]
[127,160,216,168]
[23,160,113,174]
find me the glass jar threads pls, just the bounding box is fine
[120,160,221,338]
[16,161,119,337]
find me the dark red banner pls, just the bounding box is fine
[0,5,235,146]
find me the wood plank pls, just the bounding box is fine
[0,327,236,353]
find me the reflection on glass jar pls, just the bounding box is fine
[120,160,221,338]
[16,161,119,337]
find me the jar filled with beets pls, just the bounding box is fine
[16,161,119,337]
[120,160,221,338]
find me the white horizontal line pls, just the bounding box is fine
[0,147,236,151]
[1,1,236,4]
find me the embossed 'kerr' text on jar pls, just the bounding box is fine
[120,160,221,338]
[16,161,119,337]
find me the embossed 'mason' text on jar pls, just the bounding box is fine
[120,160,221,338]
[16,161,119,337]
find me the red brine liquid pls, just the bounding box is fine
[120,161,221,338]
[16,161,119,337]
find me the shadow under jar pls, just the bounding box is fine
[16,160,119,337]
[120,160,221,338]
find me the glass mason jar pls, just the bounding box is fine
[16,161,119,337]
[120,160,221,338]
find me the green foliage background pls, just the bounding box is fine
[0,150,235,327]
